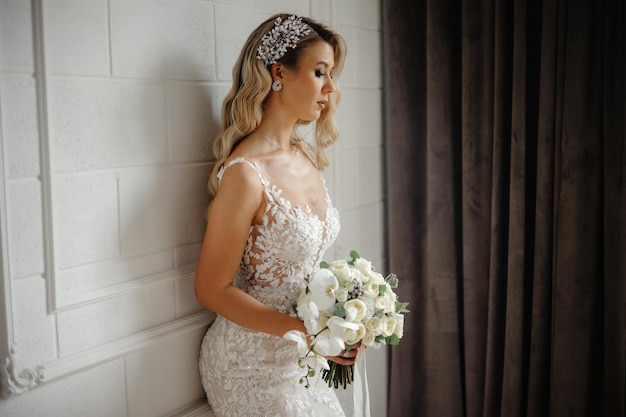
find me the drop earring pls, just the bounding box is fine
[272,79,283,91]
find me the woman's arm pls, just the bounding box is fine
[195,162,357,364]
[195,162,307,338]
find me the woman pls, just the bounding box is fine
[195,14,353,417]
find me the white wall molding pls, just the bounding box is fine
[0,14,23,399]
[55,264,196,311]
[0,355,40,398]
[170,399,215,417]
[32,0,59,315]
[0,310,213,398]
[38,310,213,384]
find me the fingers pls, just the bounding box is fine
[329,355,356,366]
[328,346,359,365]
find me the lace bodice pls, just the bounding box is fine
[200,157,344,417]
[218,157,340,314]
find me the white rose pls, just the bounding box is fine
[345,323,366,345]
[382,315,396,337]
[362,282,380,299]
[362,298,376,316]
[328,260,351,285]
[351,268,366,286]
[393,314,404,339]
[362,331,376,347]
[344,279,356,293]
[344,299,367,323]
[375,290,396,313]
[369,271,385,285]
[364,316,383,336]
[336,287,348,303]
[354,258,372,276]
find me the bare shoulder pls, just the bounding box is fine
[216,159,263,198]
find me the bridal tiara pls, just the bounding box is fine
[256,15,312,66]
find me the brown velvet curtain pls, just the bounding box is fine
[384,0,625,416]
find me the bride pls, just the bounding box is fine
[195,13,357,417]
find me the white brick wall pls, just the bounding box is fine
[0,1,386,416]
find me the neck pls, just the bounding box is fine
[259,94,300,145]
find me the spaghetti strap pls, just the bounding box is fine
[216,157,262,185]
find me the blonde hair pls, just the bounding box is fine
[207,13,347,198]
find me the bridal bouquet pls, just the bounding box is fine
[284,251,409,389]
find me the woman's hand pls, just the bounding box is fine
[327,342,363,365]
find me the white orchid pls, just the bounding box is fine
[326,316,364,345]
[283,330,309,357]
[298,354,330,371]
[308,269,339,311]
[297,300,319,322]
[312,329,345,357]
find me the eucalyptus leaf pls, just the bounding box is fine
[395,301,410,313]
[378,284,387,297]
[333,303,346,318]
[387,334,400,345]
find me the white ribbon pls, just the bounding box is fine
[352,349,371,417]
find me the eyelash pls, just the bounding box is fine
[315,69,334,79]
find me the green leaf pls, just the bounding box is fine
[320,261,330,269]
[374,309,385,319]
[375,335,387,344]
[378,284,387,297]
[387,334,400,345]
[349,250,360,260]
[333,303,346,318]
[395,301,410,313]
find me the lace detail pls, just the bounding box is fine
[200,157,343,417]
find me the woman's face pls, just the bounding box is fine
[280,41,336,122]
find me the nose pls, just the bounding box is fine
[323,75,335,93]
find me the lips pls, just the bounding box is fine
[317,100,328,109]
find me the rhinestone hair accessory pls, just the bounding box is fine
[256,15,312,66]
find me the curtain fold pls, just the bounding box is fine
[384,0,625,416]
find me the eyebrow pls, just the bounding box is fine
[316,61,334,69]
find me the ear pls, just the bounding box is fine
[271,62,285,81]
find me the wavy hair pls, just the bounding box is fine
[207,13,347,198]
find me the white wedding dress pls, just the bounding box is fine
[199,157,345,417]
